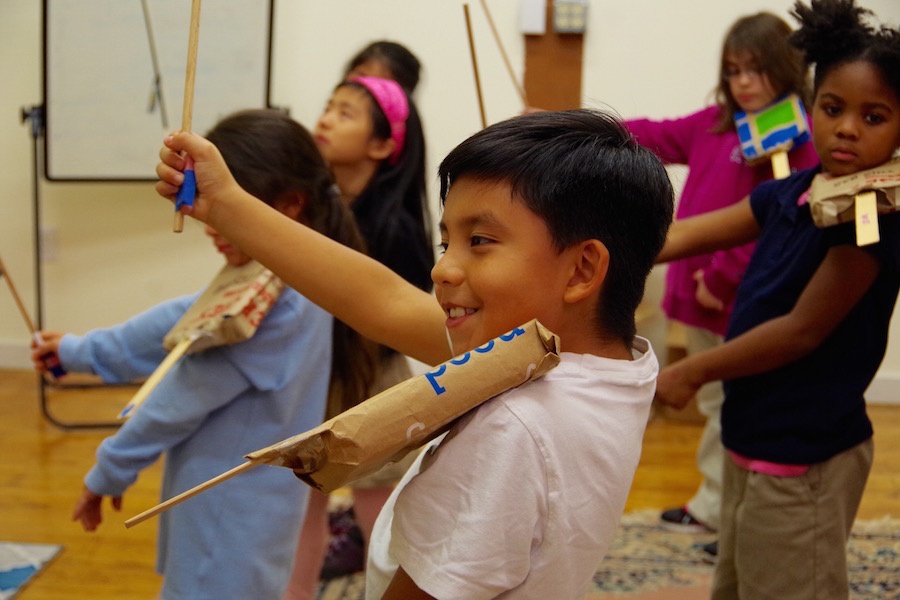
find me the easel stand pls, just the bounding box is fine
[20,104,122,430]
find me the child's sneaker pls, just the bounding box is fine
[695,539,718,564]
[319,507,365,580]
[660,506,710,532]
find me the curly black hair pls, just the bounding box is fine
[789,0,900,97]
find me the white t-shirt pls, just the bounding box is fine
[366,339,658,599]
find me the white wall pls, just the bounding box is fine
[2,0,898,402]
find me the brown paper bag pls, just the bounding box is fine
[808,157,900,229]
[163,260,285,354]
[246,319,561,493]
[119,261,285,419]
[124,320,561,526]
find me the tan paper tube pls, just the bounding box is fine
[808,157,900,238]
[124,320,560,525]
[247,319,560,492]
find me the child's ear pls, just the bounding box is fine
[274,191,306,223]
[367,137,395,162]
[563,239,609,304]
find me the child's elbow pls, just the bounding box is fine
[788,320,832,358]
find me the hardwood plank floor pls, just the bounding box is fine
[1,368,897,599]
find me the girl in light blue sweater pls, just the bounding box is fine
[33,109,374,600]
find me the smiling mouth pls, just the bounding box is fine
[447,307,476,318]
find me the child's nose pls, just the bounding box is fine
[431,253,464,287]
[835,114,860,139]
[317,110,334,129]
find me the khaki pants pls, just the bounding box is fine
[712,438,873,600]
[683,325,725,530]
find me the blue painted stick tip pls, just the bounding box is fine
[175,169,197,210]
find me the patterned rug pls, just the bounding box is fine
[317,510,900,599]
[0,542,62,600]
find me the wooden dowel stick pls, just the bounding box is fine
[173,0,202,233]
[771,150,790,180]
[118,336,194,419]
[0,254,38,335]
[125,461,258,528]
[463,4,487,129]
[478,0,528,107]
[1,254,67,379]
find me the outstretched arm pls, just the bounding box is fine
[656,244,881,407]
[156,132,451,366]
[657,197,760,264]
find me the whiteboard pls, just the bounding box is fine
[43,0,273,180]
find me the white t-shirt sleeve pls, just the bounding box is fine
[390,400,547,599]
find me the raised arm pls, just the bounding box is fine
[656,244,881,407]
[657,197,760,264]
[156,132,451,366]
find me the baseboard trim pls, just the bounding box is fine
[867,374,900,405]
[0,341,31,370]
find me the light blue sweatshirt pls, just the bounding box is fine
[61,286,332,600]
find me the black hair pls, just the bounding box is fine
[790,0,900,98]
[438,109,674,344]
[713,12,810,133]
[206,109,377,413]
[337,81,435,294]
[344,40,422,94]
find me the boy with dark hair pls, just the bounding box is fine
[156,109,674,599]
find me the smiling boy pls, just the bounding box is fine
[157,109,674,599]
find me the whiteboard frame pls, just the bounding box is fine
[42,0,274,181]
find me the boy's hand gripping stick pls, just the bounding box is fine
[735,93,811,179]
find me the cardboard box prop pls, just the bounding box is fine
[808,157,900,246]
[735,93,811,179]
[247,319,561,492]
[118,261,284,418]
[163,260,284,353]
[124,320,561,527]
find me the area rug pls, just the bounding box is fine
[316,510,900,599]
[0,542,61,600]
[590,510,900,599]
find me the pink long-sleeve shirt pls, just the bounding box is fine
[626,106,820,335]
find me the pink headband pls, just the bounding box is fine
[350,75,409,164]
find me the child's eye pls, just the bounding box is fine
[470,235,493,247]
[864,112,886,126]
[821,103,842,117]
[437,242,448,255]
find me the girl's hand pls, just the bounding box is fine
[693,269,725,312]
[31,330,63,373]
[155,131,239,225]
[71,486,122,532]
[655,360,703,410]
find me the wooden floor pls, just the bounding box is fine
[2,367,898,599]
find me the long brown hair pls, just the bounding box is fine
[712,12,811,133]
[207,109,377,413]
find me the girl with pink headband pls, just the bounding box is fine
[284,75,433,600]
